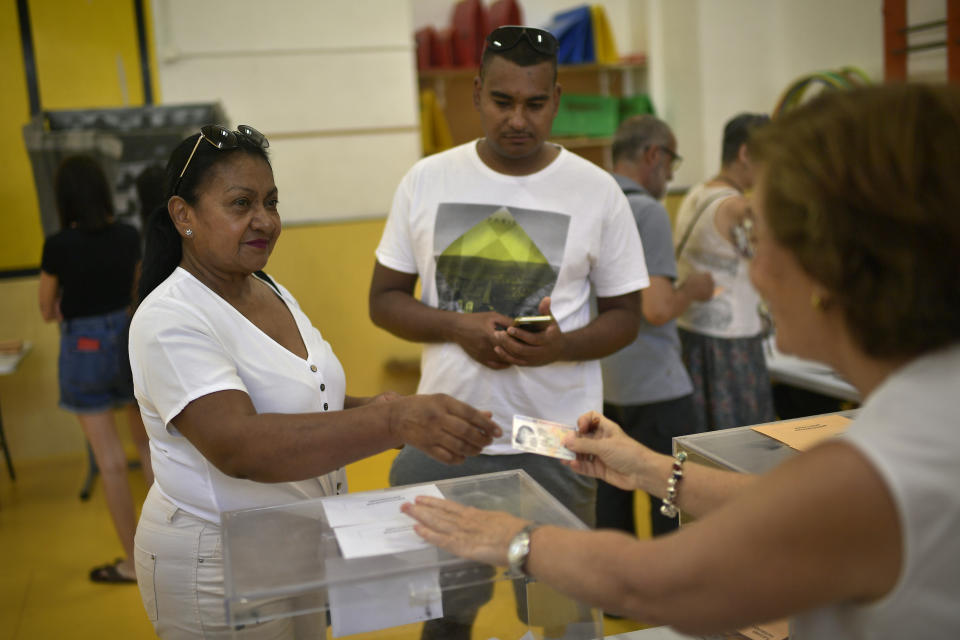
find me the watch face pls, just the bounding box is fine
[508,536,525,561]
[507,531,530,571]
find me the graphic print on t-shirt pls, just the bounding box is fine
[434,203,570,317]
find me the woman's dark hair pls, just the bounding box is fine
[749,83,960,360]
[54,155,114,231]
[137,128,271,303]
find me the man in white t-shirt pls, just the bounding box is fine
[369,25,648,640]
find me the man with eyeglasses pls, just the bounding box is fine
[369,24,648,640]
[599,115,715,544]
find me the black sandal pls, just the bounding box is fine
[89,558,136,584]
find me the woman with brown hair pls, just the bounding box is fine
[402,83,960,637]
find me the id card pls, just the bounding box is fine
[512,415,576,460]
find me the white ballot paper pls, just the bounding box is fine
[512,415,577,460]
[326,553,443,638]
[319,485,446,637]
[321,484,443,531]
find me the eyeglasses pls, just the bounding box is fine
[657,145,683,173]
[174,124,269,196]
[485,25,558,56]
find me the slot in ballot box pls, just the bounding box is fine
[222,469,601,639]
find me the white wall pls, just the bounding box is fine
[907,0,950,81]
[646,0,707,185]
[152,0,421,224]
[150,0,894,215]
[649,0,883,188]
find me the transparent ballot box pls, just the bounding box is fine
[222,469,601,639]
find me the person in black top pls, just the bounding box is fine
[38,155,153,584]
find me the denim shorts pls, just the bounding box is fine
[58,308,135,414]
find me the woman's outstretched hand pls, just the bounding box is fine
[401,495,529,566]
[563,411,649,491]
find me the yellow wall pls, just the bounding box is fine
[0,0,154,271]
[664,191,684,228]
[0,2,44,270]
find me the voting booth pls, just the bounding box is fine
[21,103,226,237]
[221,470,601,639]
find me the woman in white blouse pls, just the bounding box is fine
[130,125,500,639]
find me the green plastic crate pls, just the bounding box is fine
[551,94,619,138]
[619,93,656,120]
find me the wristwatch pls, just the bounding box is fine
[507,523,541,577]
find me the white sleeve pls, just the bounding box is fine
[130,301,247,427]
[374,169,419,274]
[591,185,650,297]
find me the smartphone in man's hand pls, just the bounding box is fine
[512,315,552,332]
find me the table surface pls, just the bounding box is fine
[764,338,860,403]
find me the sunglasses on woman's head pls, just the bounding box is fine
[174,124,269,196]
[485,25,558,56]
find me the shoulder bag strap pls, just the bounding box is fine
[674,192,731,260]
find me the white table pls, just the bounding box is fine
[764,339,859,403]
[0,341,31,481]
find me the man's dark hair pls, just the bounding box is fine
[721,113,770,165]
[480,38,557,83]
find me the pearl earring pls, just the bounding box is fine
[810,292,823,310]
[185,229,194,238]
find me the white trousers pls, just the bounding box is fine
[135,485,317,639]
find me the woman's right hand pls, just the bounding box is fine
[387,394,502,464]
[563,411,649,491]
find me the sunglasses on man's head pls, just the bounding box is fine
[174,124,269,196]
[485,25,558,56]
